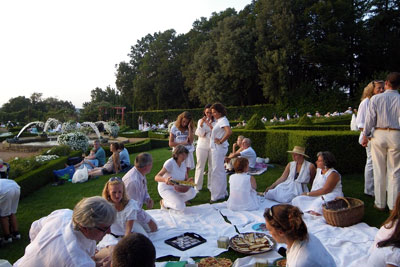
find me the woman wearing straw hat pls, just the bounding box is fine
[264,146,316,203]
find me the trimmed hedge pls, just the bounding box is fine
[148,131,169,139]
[267,125,350,131]
[229,129,364,174]
[119,131,149,138]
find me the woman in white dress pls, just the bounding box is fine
[227,158,259,211]
[194,104,215,191]
[367,195,400,266]
[96,177,146,260]
[292,151,343,215]
[169,111,195,175]
[356,80,384,197]
[155,145,197,211]
[264,204,336,267]
[265,146,316,203]
[209,103,232,202]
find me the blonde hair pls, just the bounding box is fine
[102,177,130,209]
[361,80,384,100]
[72,196,116,230]
[175,111,195,132]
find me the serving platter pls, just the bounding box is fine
[229,232,276,255]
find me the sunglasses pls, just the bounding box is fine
[94,225,111,234]
[265,206,286,230]
[109,177,122,182]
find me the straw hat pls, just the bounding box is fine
[0,159,7,173]
[287,146,309,158]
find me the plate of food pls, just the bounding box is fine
[170,179,196,187]
[229,232,275,255]
[273,257,287,267]
[198,257,232,267]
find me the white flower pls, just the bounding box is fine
[57,131,89,151]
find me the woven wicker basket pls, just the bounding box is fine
[322,197,364,227]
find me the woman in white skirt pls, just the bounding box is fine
[265,146,316,203]
[292,151,343,216]
[227,158,259,211]
[169,111,195,176]
[155,145,197,211]
[209,103,232,202]
[194,104,215,191]
[356,80,384,197]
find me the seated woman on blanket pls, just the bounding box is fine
[264,204,336,267]
[367,194,400,266]
[291,151,343,216]
[155,145,197,211]
[88,143,121,178]
[96,177,146,265]
[264,146,316,203]
[227,158,259,211]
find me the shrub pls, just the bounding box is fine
[148,131,169,139]
[57,131,89,152]
[105,121,120,138]
[245,114,266,130]
[42,144,72,157]
[119,131,148,138]
[297,115,313,125]
[267,125,350,131]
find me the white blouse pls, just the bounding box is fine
[210,116,230,149]
[195,118,215,149]
[158,158,187,191]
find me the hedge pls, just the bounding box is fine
[148,131,169,139]
[119,131,149,138]
[229,129,364,174]
[267,125,350,131]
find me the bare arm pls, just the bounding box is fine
[265,163,290,192]
[309,163,316,186]
[250,176,257,190]
[155,167,174,185]
[125,220,134,236]
[305,172,340,197]
[215,126,232,144]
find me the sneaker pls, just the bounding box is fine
[12,232,21,240]
[2,235,12,244]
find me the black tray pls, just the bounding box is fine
[165,232,207,251]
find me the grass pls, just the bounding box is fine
[0,147,390,263]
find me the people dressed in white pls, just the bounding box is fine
[264,204,336,267]
[292,151,343,215]
[155,145,197,211]
[209,103,232,202]
[265,146,316,203]
[356,80,384,196]
[15,197,116,267]
[194,105,215,191]
[226,138,257,170]
[227,158,259,211]
[362,72,400,211]
[0,178,21,243]
[122,153,158,233]
[169,111,195,174]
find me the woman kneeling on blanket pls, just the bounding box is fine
[264,204,336,267]
[264,146,316,203]
[291,151,343,216]
[367,194,400,266]
[155,145,197,211]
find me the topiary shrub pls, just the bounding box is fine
[297,115,313,125]
[245,114,266,130]
[42,144,72,157]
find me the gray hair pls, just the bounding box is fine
[135,153,153,168]
[172,145,189,160]
[72,196,116,230]
[243,138,251,146]
[317,151,336,169]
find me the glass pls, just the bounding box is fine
[94,225,111,233]
[109,177,122,182]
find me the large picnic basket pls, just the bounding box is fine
[322,197,364,227]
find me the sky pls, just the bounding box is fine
[0,0,251,109]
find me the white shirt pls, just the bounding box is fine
[367,246,400,267]
[195,118,215,149]
[227,173,259,211]
[356,98,369,129]
[110,199,140,236]
[158,158,187,191]
[170,125,194,152]
[210,116,230,149]
[287,233,336,267]
[15,209,96,267]
[0,179,20,195]
[240,147,257,168]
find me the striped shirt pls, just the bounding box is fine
[364,90,400,136]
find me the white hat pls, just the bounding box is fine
[287,146,309,158]
[0,159,7,172]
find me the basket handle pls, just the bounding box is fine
[335,196,351,208]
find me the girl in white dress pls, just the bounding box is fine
[292,151,343,215]
[194,104,216,191]
[169,111,195,175]
[210,103,232,202]
[264,204,336,267]
[265,146,316,203]
[155,145,197,211]
[97,177,145,253]
[227,158,259,211]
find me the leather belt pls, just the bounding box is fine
[375,127,400,131]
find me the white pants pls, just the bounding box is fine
[371,129,400,210]
[210,147,228,201]
[159,187,197,211]
[364,142,374,196]
[194,147,212,191]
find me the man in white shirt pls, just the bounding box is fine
[227,138,257,170]
[362,72,400,211]
[122,153,158,232]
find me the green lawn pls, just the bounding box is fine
[0,147,389,263]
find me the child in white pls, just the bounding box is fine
[227,158,259,211]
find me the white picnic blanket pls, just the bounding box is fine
[147,204,237,259]
[214,197,379,267]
